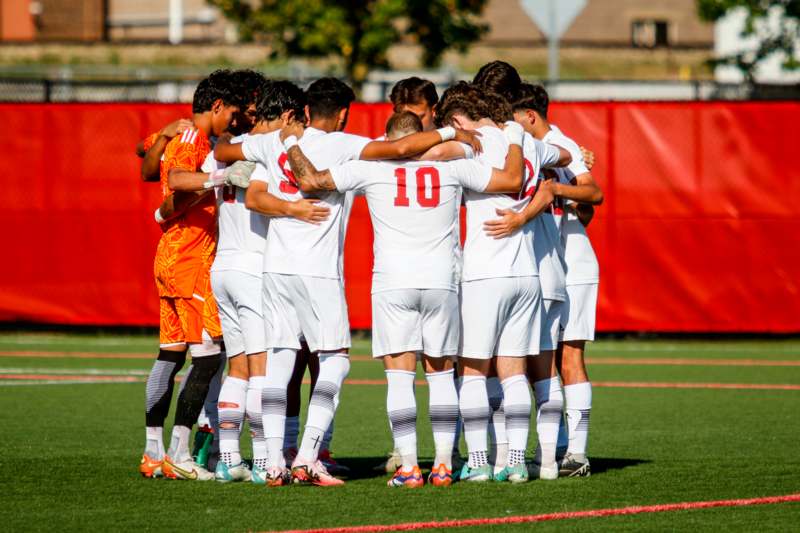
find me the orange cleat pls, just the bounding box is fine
[139,454,163,478]
[291,459,345,487]
[427,463,454,487]
[388,465,424,488]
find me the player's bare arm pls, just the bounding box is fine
[482,142,526,193]
[483,179,558,239]
[138,118,193,182]
[244,180,330,224]
[360,127,482,161]
[157,190,212,223]
[285,145,337,192]
[212,133,246,163]
[544,143,572,168]
[580,146,595,169]
[167,161,256,192]
[552,172,604,205]
[419,141,469,161]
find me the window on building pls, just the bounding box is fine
[631,20,670,48]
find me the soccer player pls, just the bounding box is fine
[214,77,479,486]
[389,76,439,131]
[433,82,570,483]
[141,70,242,481]
[512,84,602,477]
[167,79,331,484]
[285,109,527,487]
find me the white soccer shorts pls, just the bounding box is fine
[540,298,565,352]
[460,276,542,359]
[371,288,459,358]
[560,283,598,343]
[262,273,351,353]
[210,270,266,356]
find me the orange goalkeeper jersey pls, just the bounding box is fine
[154,127,218,298]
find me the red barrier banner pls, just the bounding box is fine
[1,101,798,332]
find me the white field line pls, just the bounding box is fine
[0,367,152,376]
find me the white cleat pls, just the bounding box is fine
[528,461,559,480]
[162,455,215,481]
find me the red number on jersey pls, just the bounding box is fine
[394,166,441,207]
[277,152,300,194]
[394,168,410,206]
[506,158,536,201]
[222,185,236,203]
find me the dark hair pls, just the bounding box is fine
[473,61,522,100]
[511,83,549,118]
[434,81,490,127]
[305,77,356,119]
[232,69,267,109]
[192,69,241,114]
[481,90,513,123]
[385,111,423,138]
[389,77,438,110]
[256,80,306,122]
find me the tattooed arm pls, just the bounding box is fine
[284,145,337,192]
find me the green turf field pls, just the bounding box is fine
[1,332,799,532]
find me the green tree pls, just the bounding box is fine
[208,0,488,89]
[697,0,799,81]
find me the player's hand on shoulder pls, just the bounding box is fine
[454,128,483,154]
[160,118,193,139]
[223,161,257,188]
[484,208,525,239]
[279,120,305,143]
[580,146,595,169]
[290,198,330,225]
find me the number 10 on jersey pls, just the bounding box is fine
[394,167,440,208]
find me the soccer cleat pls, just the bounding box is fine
[139,454,163,478]
[319,449,350,476]
[251,464,268,485]
[373,450,402,473]
[215,461,252,483]
[528,461,559,480]
[559,453,591,477]
[192,426,214,469]
[459,463,493,482]
[495,463,529,484]
[388,466,424,488]
[427,463,454,487]
[291,458,344,487]
[161,455,215,481]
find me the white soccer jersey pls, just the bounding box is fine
[242,127,371,278]
[461,126,561,282]
[330,158,492,293]
[543,125,599,285]
[204,138,269,276]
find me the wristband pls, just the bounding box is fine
[436,126,455,142]
[154,208,165,224]
[503,121,524,147]
[283,135,299,151]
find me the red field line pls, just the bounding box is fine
[270,493,800,533]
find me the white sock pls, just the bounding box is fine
[145,426,164,459]
[298,353,350,463]
[246,377,267,469]
[426,369,458,469]
[459,375,489,465]
[501,374,531,466]
[321,390,340,453]
[534,377,564,468]
[564,382,592,458]
[386,369,418,470]
[262,348,296,468]
[167,425,192,462]
[487,376,508,469]
[217,375,247,467]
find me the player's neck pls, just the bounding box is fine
[532,119,551,140]
[309,117,340,133]
[192,113,213,137]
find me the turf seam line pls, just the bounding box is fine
[269,493,800,533]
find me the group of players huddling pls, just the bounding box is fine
[136,60,603,488]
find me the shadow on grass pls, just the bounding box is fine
[588,457,650,475]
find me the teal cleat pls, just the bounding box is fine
[214,461,251,483]
[459,463,493,482]
[495,463,529,483]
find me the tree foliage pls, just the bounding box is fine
[208,0,488,87]
[697,0,799,80]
